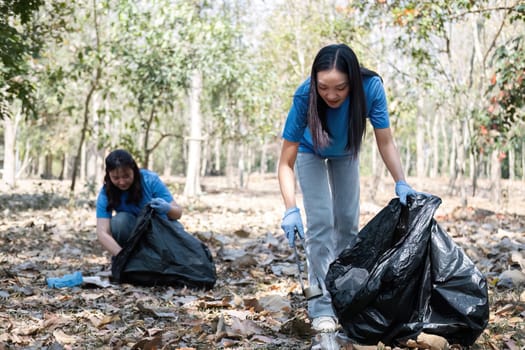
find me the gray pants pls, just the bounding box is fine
[110,212,137,246]
[296,152,360,319]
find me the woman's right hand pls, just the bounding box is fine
[281,207,304,247]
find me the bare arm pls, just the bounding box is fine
[374,127,406,182]
[96,218,122,256]
[278,140,300,209]
[166,201,183,220]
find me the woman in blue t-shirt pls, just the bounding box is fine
[278,44,417,332]
[96,149,183,256]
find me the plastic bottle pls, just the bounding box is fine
[46,271,83,288]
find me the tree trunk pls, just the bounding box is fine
[80,142,86,182]
[70,80,99,192]
[201,137,208,177]
[247,144,254,174]
[64,152,70,180]
[448,121,458,195]
[508,147,515,180]
[16,138,32,179]
[260,139,268,174]
[404,139,411,176]
[70,0,101,193]
[85,142,99,185]
[441,114,450,177]
[238,143,245,189]
[2,117,17,186]
[184,70,203,197]
[430,113,439,178]
[84,91,100,184]
[522,141,525,181]
[226,141,235,188]
[143,105,156,169]
[470,148,480,196]
[416,105,425,178]
[58,153,66,180]
[163,151,172,177]
[469,152,475,182]
[490,149,501,203]
[214,137,221,175]
[44,154,53,179]
[37,154,45,178]
[458,120,468,206]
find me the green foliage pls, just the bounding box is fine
[481,35,525,146]
[4,0,524,180]
[351,0,524,171]
[0,0,73,119]
[0,0,43,24]
[0,0,44,118]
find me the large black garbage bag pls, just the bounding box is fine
[112,206,216,289]
[325,194,489,346]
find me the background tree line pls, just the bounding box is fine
[1,0,524,204]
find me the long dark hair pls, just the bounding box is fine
[103,149,142,212]
[308,43,378,157]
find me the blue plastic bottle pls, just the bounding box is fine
[46,271,83,288]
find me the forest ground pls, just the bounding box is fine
[0,174,524,349]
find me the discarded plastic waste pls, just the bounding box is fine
[311,331,339,350]
[326,194,489,346]
[46,271,83,288]
[82,276,112,288]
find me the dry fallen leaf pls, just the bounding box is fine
[215,313,227,341]
[417,332,449,350]
[495,303,514,315]
[131,335,162,350]
[1,177,524,349]
[11,325,40,336]
[353,344,378,350]
[229,316,264,337]
[52,330,77,345]
[510,251,525,270]
[92,314,121,328]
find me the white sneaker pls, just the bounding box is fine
[312,316,337,332]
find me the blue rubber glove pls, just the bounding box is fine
[150,197,172,215]
[281,207,305,247]
[395,180,417,205]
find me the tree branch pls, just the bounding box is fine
[481,3,516,67]
[448,5,519,21]
[147,132,183,154]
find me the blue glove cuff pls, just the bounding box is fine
[284,206,299,217]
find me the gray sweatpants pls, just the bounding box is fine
[295,152,360,319]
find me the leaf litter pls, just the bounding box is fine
[0,175,524,349]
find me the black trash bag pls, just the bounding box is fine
[325,194,489,346]
[112,205,216,290]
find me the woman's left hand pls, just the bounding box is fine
[395,180,417,205]
[150,198,172,214]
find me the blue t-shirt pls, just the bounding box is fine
[282,75,390,158]
[96,169,174,219]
